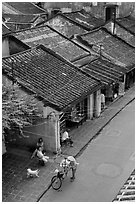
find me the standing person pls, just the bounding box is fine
[67,156,79,180]
[101,93,105,110]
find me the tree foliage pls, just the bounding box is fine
[2,82,43,137]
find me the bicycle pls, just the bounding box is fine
[51,157,70,190]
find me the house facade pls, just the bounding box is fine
[39,2,135,20]
[2,34,29,57]
[87,2,135,21]
[2,45,102,153]
[80,58,127,107]
[75,27,135,91]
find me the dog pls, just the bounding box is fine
[27,168,40,178]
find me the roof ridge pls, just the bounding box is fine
[37,44,91,76]
[78,27,135,49]
[31,2,47,13]
[115,20,135,35]
[46,25,90,53]
[2,23,50,37]
[38,12,91,31]
[7,22,90,54]
[101,27,135,48]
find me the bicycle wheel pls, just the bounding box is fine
[51,176,62,190]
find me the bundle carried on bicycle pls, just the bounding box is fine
[51,156,79,190]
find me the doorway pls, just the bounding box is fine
[105,6,116,21]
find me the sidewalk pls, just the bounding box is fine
[2,86,135,202]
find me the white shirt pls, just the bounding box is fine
[62,131,69,141]
[101,93,105,103]
[37,150,43,159]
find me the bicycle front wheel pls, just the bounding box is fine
[51,176,62,190]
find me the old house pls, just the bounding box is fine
[2,45,101,152]
[11,24,94,65]
[116,15,135,34]
[80,58,127,108]
[2,32,29,57]
[2,2,47,15]
[2,13,47,32]
[75,27,135,98]
[62,9,104,30]
[5,24,98,67]
[104,19,135,47]
[39,13,90,39]
[88,2,135,21]
[39,2,91,17]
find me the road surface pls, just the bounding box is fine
[40,100,135,202]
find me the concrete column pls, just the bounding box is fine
[119,74,126,95]
[87,94,94,119]
[95,89,101,118]
[55,117,61,153]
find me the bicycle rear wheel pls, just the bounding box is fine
[51,176,62,190]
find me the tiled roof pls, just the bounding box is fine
[13,25,90,62]
[3,13,38,24]
[45,13,89,39]
[3,23,32,32]
[113,170,135,202]
[81,58,125,85]
[2,45,100,111]
[116,15,135,34]
[104,21,135,47]
[78,28,135,68]
[64,10,104,30]
[73,54,98,67]
[2,2,46,14]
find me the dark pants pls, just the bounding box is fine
[61,138,73,146]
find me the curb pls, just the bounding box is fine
[37,183,52,202]
[75,97,135,158]
[36,95,135,202]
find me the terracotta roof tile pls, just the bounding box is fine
[3,13,38,24]
[3,2,46,14]
[116,16,135,34]
[78,28,135,67]
[104,21,135,47]
[81,58,126,85]
[13,25,90,62]
[64,10,104,30]
[45,14,89,39]
[2,45,100,111]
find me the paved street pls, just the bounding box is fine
[40,99,135,202]
[2,86,135,202]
